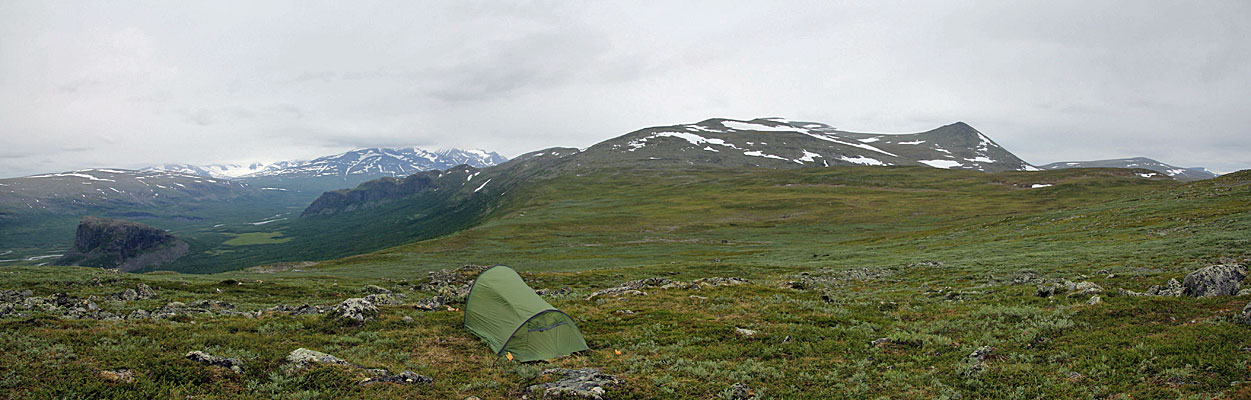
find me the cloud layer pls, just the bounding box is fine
[1,1,1248,177]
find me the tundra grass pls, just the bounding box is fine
[1,167,1249,398]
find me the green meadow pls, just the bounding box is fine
[2,166,1249,398]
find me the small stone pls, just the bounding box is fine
[99,369,134,383]
[402,316,414,322]
[362,370,433,386]
[1067,371,1084,379]
[526,368,620,400]
[135,283,157,299]
[735,327,758,337]
[871,337,890,346]
[721,382,757,399]
[1237,301,1251,325]
[117,289,138,302]
[1071,281,1103,296]
[186,350,244,373]
[1036,284,1057,298]
[968,346,993,362]
[362,285,392,295]
[1087,295,1102,305]
[287,348,351,367]
[614,309,635,316]
[689,295,708,300]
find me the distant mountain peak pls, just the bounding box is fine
[143,147,508,181]
[1039,157,1218,181]
[584,117,1039,173]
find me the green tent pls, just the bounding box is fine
[463,265,589,362]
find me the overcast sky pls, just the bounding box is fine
[2,1,1248,178]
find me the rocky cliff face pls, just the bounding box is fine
[54,216,188,272]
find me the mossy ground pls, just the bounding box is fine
[2,167,1249,399]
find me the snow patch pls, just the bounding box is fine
[919,160,964,169]
[797,150,822,163]
[839,156,886,166]
[802,132,899,157]
[25,172,116,182]
[1030,184,1053,189]
[742,150,788,161]
[898,140,925,145]
[858,137,880,143]
[473,178,492,193]
[722,121,803,132]
[627,131,741,152]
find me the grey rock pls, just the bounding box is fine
[362,370,433,386]
[402,316,414,322]
[186,350,244,373]
[871,337,891,346]
[691,277,749,287]
[362,285,392,295]
[968,346,994,362]
[614,309,635,316]
[1182,264,1247,297]
[334,298,377,323]
[99,369,134,383]
[287,348,351,367]
[536,287,573,296]
[413,296,445,311]
[135,283,157,299]
[720,382,757,400]
[1146,278,1184,297]
[1088,295,1102,305]
[364,293,402,306]
[1036,284,1057,298]
[735,327,758,337]
[586,278,676,300]
[526,368,620,400]
[1071,281,1103,296]
[1239,289,1251,296]
[267,304,324,316]
[1238,302,1251,326]
[188,300,234,310]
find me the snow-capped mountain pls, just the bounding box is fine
[0,169,257,212]
[142,161,303,179]
[1038,157,1218,181]
[144,148,506,180]
[567,117,1039,172]
[243,148,507,179]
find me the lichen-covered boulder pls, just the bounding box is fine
[1182,264,1246,297]
[333,298,377,323]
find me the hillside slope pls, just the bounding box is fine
[1040,157,1218,181]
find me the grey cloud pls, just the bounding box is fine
[0,1,1247,178]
